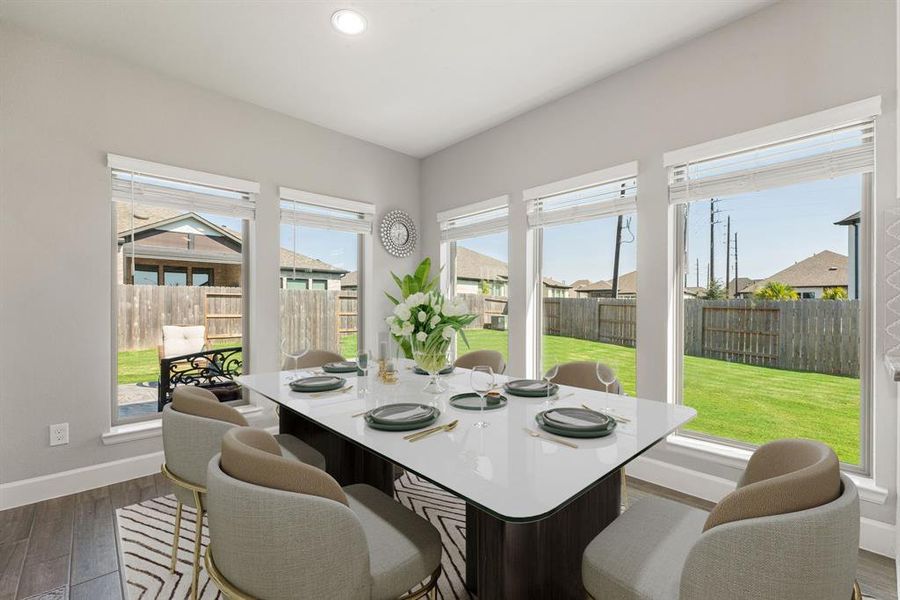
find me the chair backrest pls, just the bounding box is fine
[284,349,347,370]
[161,325,206,358]
[162,387,248,501]
[206,454,371,600]
[681,473,858,600]
[704,438,840,531]
[220,427,347,505]
[455,349,506,374]
[549,361,621,394]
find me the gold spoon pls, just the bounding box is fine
[407,420,460,442]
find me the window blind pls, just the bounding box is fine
[527,176,636,228]
[280,200,374,234]
[110,169,256,220]
[669,120,874,204]
[439,203,508,242]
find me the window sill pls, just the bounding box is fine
[102,405,265,446]
[665,433,888,505]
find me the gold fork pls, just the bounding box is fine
[523,427,579,449]
[406,420,459,442]
[581,403,631,423]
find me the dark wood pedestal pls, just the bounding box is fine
[280,407,621,599]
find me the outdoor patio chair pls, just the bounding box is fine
[582,439,860,600]
[159,324,207,360]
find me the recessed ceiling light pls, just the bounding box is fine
[331,9,367,36]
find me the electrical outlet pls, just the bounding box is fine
[49,423,69,447]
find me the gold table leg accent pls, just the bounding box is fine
[170,501,183,573]
[621,468,629,509]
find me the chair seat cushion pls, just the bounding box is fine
[344,484,442,600]
[274,433,327,471]
[582,497,708,600]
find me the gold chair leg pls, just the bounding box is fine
[852,580,862,600]
[170,501,183,573]
[191,490,204,600]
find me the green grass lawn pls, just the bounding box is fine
[118,328,860,463]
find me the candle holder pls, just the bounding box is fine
[377,359,398,384]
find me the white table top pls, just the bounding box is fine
[238,363,695,522]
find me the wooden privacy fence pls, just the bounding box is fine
[458,294,508,329]
[539,297,858,377]
[117,285,357,354]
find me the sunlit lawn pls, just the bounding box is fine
[460,329,860,464]
[119,328,860,463]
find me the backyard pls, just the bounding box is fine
[118,328,860,463]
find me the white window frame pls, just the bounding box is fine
[278,187,374,355]
[523,162,638,377]
[665,100,879,474]
[108,155,258,427]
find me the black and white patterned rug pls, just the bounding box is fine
[115,472,472,599]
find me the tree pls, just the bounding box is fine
[479,279,491,295]
[822,287,849,300]
[754,281,799,301]
[703,278,727,300]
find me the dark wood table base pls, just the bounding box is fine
[280,407,621,600]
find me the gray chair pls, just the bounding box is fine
[454,349,506,374]
[549,360,621,394]
[204,427,442,599]
[582,439,860,600]
[161,386,326,600]
[283,348,346,370]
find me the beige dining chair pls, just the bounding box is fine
[283,349,347,370]
[550,360,621,394]
[582,439,860,600]
[204,427,443,600]
[454,349,506,374]
[161,386,326,600]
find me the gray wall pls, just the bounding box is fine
[0,26,422,483]
[421,0,897,524]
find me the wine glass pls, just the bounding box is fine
[543,364,559,406]
[471,366,495,429]
[281,338,308,382]
[596,362,617,393]
[357,349,373,376]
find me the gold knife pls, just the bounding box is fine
[407,420,459,442]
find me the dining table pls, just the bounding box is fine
[238,362,696,600]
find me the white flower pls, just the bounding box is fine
[429,315,441,328]
[394,303,411,322]
[416,331,427,342]
[441,297,469,317]
[441,327,455,340]
[390,323,402,335]
[385,315,396,326]
[406,292,426,307]
[417,310,427,323]
[400,321,414,336]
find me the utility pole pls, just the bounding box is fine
[611,215,623,298]
[725,216,731,297]
[695,258,700,288]
[733,233,739,297]
[708,200,718,287]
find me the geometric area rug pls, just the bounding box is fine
[115,472,472,599]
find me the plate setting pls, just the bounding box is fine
[448,392,507,411]
[289,375,346,393]
[504,379,559,398]
[322,361,358,373]
[364,403,440,431]
[535,407,617,438]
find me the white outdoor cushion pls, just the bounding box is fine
[162,325,206,358]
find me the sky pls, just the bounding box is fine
[280,224,358,272]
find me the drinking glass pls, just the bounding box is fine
[470,366,495,429]
[281,339,308,381]
[543,364,559,406]
[596,362,617,393]
[357,349,373,376]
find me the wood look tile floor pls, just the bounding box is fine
[0,474,895,599]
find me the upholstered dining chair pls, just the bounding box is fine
[454,349,506,374]
[549,360,621,394]
[582,439,860,600]
[161,386,326,600]
[204,427,443,600]
[283,348,347,370]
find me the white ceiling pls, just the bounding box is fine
[1,1,770,157]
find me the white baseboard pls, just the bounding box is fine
[628,455,896,558]
[0,451,164,511]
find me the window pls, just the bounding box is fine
[527,168,637,391]
[670,116,875,467]
[110,154,256,424]
[279,188,373,361]
[438,198,509,363]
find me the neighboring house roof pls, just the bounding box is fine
[614,271,637,295]
[684,286,707,297]
[742,250,848,292]
[542,276,572,289]
[834,211,860,226]
[569,278,592,290]
[117,206,344,273]
[726,277,756,295]
[455,246,508,281]
[341,270,358,288]
[575,279,612,292]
